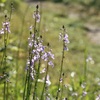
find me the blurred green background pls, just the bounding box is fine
[0,0,100,99]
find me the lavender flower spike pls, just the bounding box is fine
[33,11,40,23]
[33,5,40,23]
[0,21,11,34]
[59,26,69,51]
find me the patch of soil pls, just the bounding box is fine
[84,24,100,44]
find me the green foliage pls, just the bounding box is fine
[0,0,6,3]
[0,1,100,100]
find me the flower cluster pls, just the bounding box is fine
[27,35,45,79]
[96,94,100,100]
[33,11,40,23]
[27,33,54,79]
[0,21,10,34]
[42,50,55,67]
[0,15,11,34]
[59,26,69,51]
[38,75,51,86]
[33,5,40,23]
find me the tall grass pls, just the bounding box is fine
[0,1,100,100]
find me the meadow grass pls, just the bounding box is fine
[0,1,100,100]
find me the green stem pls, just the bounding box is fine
[40,61,49,100]
[26,69,31,100]
[33,53,41,100]
[4,81,6,100]
[23,70,28,100]
[56,41,65,100]
[3,30,8,100]
[84,48,87,82]
[6,81,8,100]
[38,3,42,36]
[60,73,64,100]
[34,15,37,40]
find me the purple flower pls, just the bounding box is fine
[3,22,10,32]
[42,52,48,61]
[59,32,69,51]
[82,91,87,96]
[48,61,54,67]
[48,51,55,59]
[42,51,54,61]
[64,46,69,51]
[41,50,55,67]
[0,21,11,34]
[33,11,40,23]
[63,34,69,44]
[36,42,45,52]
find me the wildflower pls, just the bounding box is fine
[86,55,94,64]
[0,21,10,34]
[28,34,46,79]
[28,34,35,48]
[42,50,54,67]
[82,91,87,96]
[72,92,78,96]
[48,61,54,67]
[29,25,33,31]
[46,75,51,86]
[3,21,10,32]
[63,34,69,43]
[69,86,73,91]
[63,98,68,100]
[36,42,45,52]
[28,37,33,48]
[59,26,69,51]
[38,75,51,86]
[81,82,86,89]
[42,50,54,61]
[38,79,44,83]
[40,68,46,73]
[33,11,40,23]
[30,70,35,80]
[71,72,76,78]
[33,5,40,23]
[59,33,63,40]
[96,94,100,100]
[46,96,50,100]
[0,28,4,34]
[59,78,63,83]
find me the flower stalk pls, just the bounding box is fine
[56,25,69,99]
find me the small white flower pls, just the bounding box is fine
[86,56,94,64]
[71,72,75,78]
[81,82,86,89]
[72,92,78,96]
[0,28,4,34]
[40,68,46,73]
[46,75,51,86]
[95,94,100,100]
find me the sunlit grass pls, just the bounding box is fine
[0,1,100,99]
